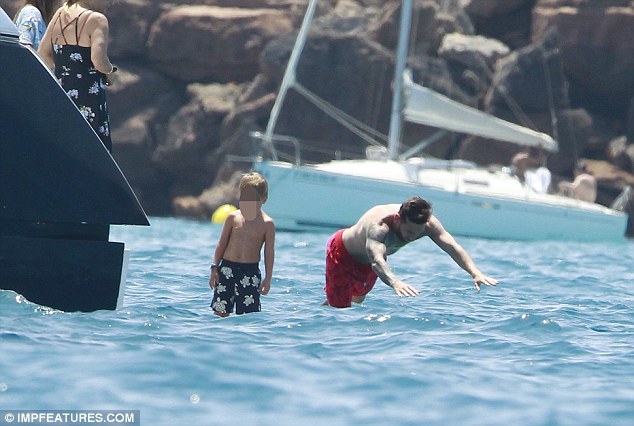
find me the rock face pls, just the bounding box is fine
[147,6,294,83]
[533,0,634,111]
[2,0,633,228]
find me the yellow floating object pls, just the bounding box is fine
[211,204,237,224]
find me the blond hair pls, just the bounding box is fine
[239,172,268,201]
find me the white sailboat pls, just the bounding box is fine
[253,0,627,241]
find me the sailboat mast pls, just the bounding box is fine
[387,0,413,161]
[264,0,319,158]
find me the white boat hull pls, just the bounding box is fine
[255,160,627,242]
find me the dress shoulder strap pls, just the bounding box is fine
[53,9,93,46]
[51,11,68,45]
[75,10,93,41]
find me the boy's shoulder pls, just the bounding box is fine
[262,211,275,226]
[225,210,240,222]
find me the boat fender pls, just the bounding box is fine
[211,204,237,224]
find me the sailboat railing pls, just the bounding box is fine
[399,129,448,160]
[250,131,301,166]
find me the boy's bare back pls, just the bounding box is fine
[222,209,274,264]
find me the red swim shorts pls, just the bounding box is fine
[324,229,378,308]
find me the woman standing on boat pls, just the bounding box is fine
[38,0,116,152]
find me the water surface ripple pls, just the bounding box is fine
[1,217,633,425]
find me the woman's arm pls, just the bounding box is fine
[88,13,114,74]
[37,9,60,69]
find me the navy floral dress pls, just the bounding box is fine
[52,10,112,151]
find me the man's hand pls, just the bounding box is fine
[473,274,498,291]
[392,280,420,297]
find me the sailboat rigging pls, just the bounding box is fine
[252,0,626,241]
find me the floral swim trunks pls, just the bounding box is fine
[211,259,261,315]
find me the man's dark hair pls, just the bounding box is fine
[399,197,432,224]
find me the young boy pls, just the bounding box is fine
[209,172,275,316]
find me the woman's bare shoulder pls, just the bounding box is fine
[85,10,109,29]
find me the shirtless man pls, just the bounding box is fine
[324,197,498,308]
[557,162,597,203]
[209,172,275,316]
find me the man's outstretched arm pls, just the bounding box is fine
[366,224,419,297]
[428,219,498,291]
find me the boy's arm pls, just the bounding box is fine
[259,220,275,295]
[209,214,234,288]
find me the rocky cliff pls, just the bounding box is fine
[3,0,633,228]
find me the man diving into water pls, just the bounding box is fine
[324,197,499,308]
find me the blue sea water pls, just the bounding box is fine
[1,217,633,426]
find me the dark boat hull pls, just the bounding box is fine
[1,236,128,312]
[1,8,148,311]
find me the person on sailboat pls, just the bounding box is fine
[511,146,552,193]
[557,161,597,203]
[323,197,498,308]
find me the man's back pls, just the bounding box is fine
[574,173,597,202]
[343,204,399,263]
[343,204,432,263]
